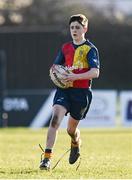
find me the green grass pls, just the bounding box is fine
[0,127,132,179]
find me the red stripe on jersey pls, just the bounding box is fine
[62,43,75,67]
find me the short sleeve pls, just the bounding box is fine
[53,49,65,65]
[87,47,100,69]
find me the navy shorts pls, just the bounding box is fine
[53,88,92,120]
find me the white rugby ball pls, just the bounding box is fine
[50,65,72,88]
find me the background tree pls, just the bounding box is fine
[0,0,132,26]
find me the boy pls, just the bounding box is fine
[39,14,100,170]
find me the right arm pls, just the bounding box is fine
[53,49,65,65]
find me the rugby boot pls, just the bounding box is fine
[39,158,51,170]
[69,139,81,164]
[39,148,52,170]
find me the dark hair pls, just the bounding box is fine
[69,14,88,27]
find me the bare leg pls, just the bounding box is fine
[40,105,67,170]
[67,116,80,143]
[46,104,67,149]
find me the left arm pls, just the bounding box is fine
[64,68,99,81]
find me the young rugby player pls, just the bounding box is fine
[39,14,100,170]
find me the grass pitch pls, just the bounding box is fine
[0,127,132,179]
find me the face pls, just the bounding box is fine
[70,21,87,43]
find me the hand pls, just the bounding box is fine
[62,72,80,81]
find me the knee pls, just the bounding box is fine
[50,114,60,128]
[67,127,75,137]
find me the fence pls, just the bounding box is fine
[0,24,132,90]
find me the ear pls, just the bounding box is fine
[84,27,88,33]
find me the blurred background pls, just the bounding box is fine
[0,0,132,127]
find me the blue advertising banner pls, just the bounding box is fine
[120,91,132,127]
[1,90,53,127]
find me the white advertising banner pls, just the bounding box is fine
[60,90,117,128]
[120,91,132,127]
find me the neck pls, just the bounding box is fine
[73,38,86,45]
